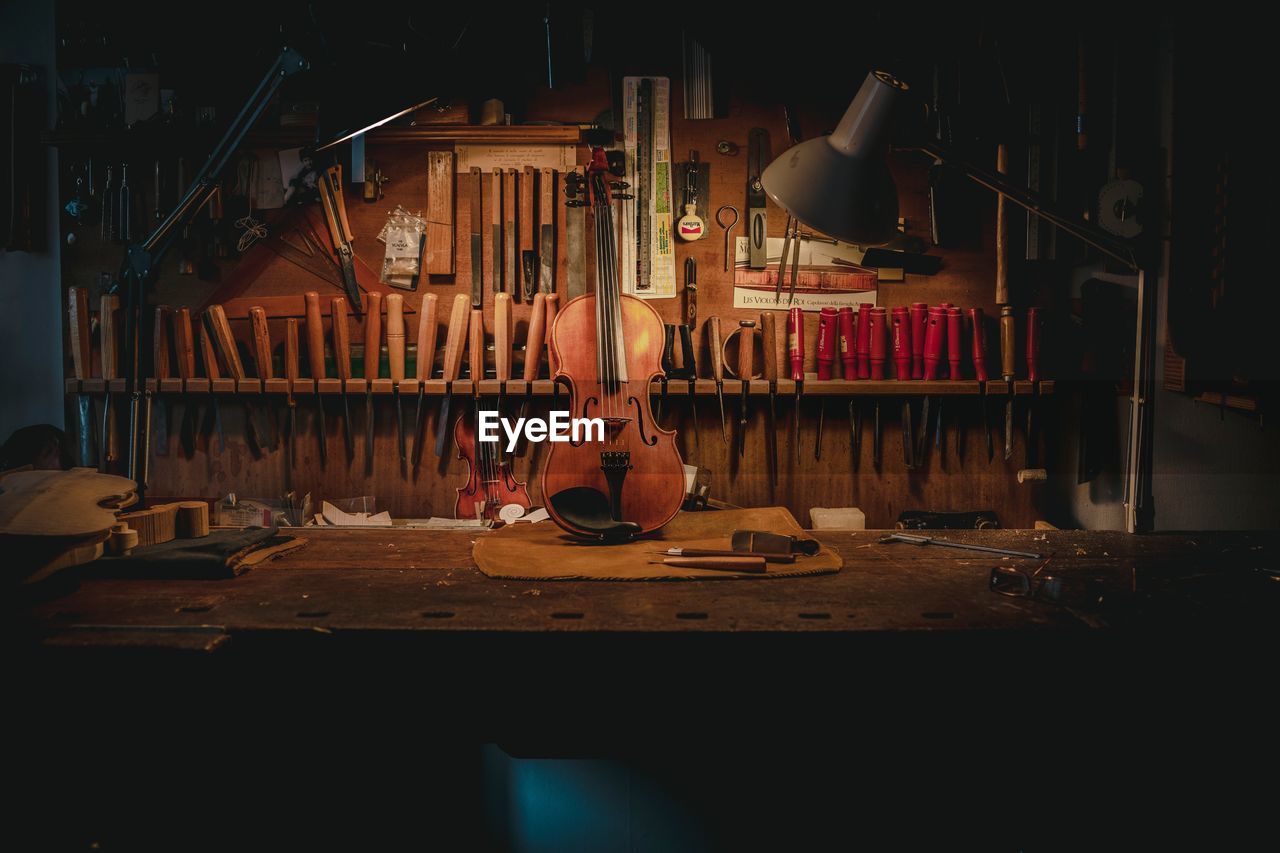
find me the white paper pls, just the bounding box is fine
[321,501,393,527]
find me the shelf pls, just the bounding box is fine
[43,124,583,149]
[67,378,1056,397]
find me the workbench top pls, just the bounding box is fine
[16,529,1277,654]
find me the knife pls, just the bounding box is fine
[318,163,362,314]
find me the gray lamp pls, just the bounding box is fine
[762,69,1138,269]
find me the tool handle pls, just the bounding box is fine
[385,293,405,383]
[442,292,470,383]
[684,257,698,328]
[151,305,171,379]
[198,315,221,380]
[708,316,725,381]
[1026,307,1042,383]
[947,307,963,379]
[468,308,485,384]
[415,293,439,381]
[738,320,756,381]
[363,291,382,380]
[761,311,779,382]
[100,294,120,380]
[855,303,871,379]
[303,292,327,379]
[967,308,988,382]
[207,304,245,380]
[523,292,547,381]
[249,306,273,380]
[995,144,1009,305]
[661,555,768,573]
[910,302,927,379]
[544,293,559,354]
[787,307,804,382]
[69,288,91,380]
[868,308,887,380]
[1000,306,1016,381]
[285,318,300,382]
[174,308,196,380]
[494,293,513,381]
[539,167,554,229]
[838,306,856,379]
[891,308,911,379]
[331,297,352,381]
[923,307,945,381]
[816,308,837,380]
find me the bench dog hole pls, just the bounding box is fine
[421,611,455,619]
[676,612,709,620]
[551,612,584,620]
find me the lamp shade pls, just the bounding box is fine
[762,70,908,246]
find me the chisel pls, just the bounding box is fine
[539,167,555,294]
[490,167,503,294]
[303,292,328,465]
[319,163,362,313]
[520,165,536,301]
[892,307,914,468]
[362,291,383,474]
[152,305,171,460]
[470,167,483,308]
[68,287,96,468]
[869,307,886,466]
[248,305,281,452]
[206,303,268,455]
[761,310,779,488]
[708,316,728,445]
[504,168,518,298]
[1001,305,1016,460]
[968,307,993,462]
[284,317,300,476]
[814,307,837,459]
[1023,306,1044,477]
[412,292,440,473]
[196,314,224,453]
[331,296,356,460]
[947,306,963,462]
[435,293,471,456]
[649,555,768,574]
[919,306,945,462]
[652,547,796,564]
[787,307,804,462]
[839,306,860,467]
[737,319,756,457]
[516,292,547,454]
[494,292,513,416]
[99,293,119,470]
[173,307,197,458]
[386,293,407,474]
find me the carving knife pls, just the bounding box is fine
[539,167,555,294]
[331,295,356,460]
[413,292,439,474]
[303,292,328,465]
[435,293,471,456]
[386,293,407,474]
[363,291,383,475]
[470,166,483,308]
[318,163,362,314]
[68,287,96,468]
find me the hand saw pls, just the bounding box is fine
[318,164,363,314]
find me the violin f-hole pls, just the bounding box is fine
[627,396,659,446]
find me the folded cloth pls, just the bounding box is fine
[92,526,304,579]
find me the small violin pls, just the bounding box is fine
[540,148,685,540]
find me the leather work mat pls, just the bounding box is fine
[473,507,842,581]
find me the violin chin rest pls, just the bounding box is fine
[548,487,642,543]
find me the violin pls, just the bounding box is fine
[454,295,532,521]
[541,147,686,540]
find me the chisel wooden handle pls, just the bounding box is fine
[468,309,484,383]
[738,320,756,381]
[363,291,382,380]
[761,311,778,383]
[152,305,171,379]
[415,293,439,381]
[249,306,272,379]
[544,293,559,340]
[69,288,91,380]
[441,293,470,384]
[304,292,327,379]
[331,296,352,381]
[1000,305,1016,381]
[385,293,405,383]
[658,555,767,574]
[995,144,1009,306]
[708,316,724,382]
[523,292,547,381]
[174,308,196,380]
[285,318,300,383]
[100,294,120,380]
[198,317,221,379]
[494,293,513,382]
[206,304,245,380]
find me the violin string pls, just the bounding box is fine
[594,170,616,440]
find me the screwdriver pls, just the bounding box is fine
[787,307,804,462]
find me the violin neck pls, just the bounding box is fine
[592,164,629,385]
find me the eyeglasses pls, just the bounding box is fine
[989,562,1132,609]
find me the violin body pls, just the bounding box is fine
[453,406,532,521]
[541,292,685,537]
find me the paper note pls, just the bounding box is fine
[456,145,577,172]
